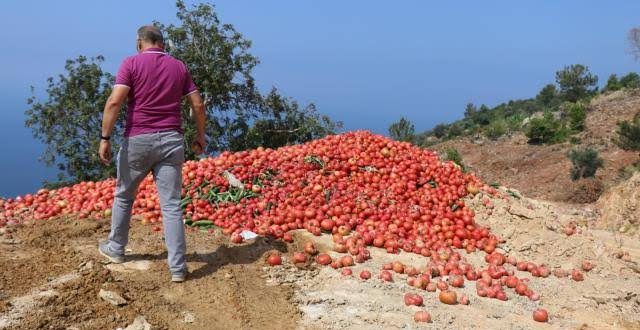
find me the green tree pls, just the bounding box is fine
[615,113,640,151]
[432,123,447,139]
[463,103,477,120]
[566,102,587,132]
[240,88,341,150]
[26,1,340,183]
[484,119,507,140]
[25,56,123,182]
[620,72,640,89]
[605,74,622,92]
[388,117,415,143]
[536,84,558,107]
[568,147,603,180]
[157,1,262,158]
[555,64,598,102]
[446,122,464,139]
[525,112,567,144]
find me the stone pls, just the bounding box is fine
[183,312,195,323]
[125,315,152,330]
[99,289,127,306]
[106,260,153,273]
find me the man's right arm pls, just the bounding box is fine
[186,91,206,155]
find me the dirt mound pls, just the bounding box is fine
[433,90,640,203]
[597,172,640,235]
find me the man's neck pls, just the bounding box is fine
[139,45,164,53]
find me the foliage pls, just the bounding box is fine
[446,122,464,139]
[388,117,415,143]
[615,113,640,151]
[240,88,342,150]
[25,56,122,182]
[525,112,568,144]
[432,124,447,139]
[484,119,507,140]
[463,103,477,120]
[156,1,259,157]
[620,72,640,89]
[565,102,587,132]
[443,147,465,171]
[568,147,603,180]
[536,84,559,107]
[26,1,340,183]
[605,74,621,92]
[555,64,598,102]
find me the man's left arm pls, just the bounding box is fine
[98,85,129,164]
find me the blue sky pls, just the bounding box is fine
[1,0,639,197]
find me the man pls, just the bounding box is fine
[97,25,206,283]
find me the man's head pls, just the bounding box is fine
[136,25,164,52]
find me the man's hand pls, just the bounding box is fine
[192,134,206,155]
[186,91,206,155]
[99,140,113,164]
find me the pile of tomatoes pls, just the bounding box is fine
[1,131,564,322]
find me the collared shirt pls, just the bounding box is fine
[115,47,198,137]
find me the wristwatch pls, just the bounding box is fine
[100,135,111,141]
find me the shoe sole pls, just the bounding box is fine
[171,277,185,283]
[98,246,124,264]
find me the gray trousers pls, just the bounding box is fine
[106,131,186,274]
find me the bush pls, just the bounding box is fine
[443,147,465,171]
[620,72,640,89]
[569,147,604,180]
[432,124,447,139]
[615,113,640,151]
[566,102,587,132]
[525,112,568,144]
[484,119,507,140]
[388,117,415,143]
[446,123,464,139]
[605,74,621,92]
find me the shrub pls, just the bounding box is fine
[525,112,568,144]
[566,102,587,132]
[432,124,447,139]
[569,147,604,180]
[620,72,640,89]
[484,119,507,140]
[446,123,464,139]
[605,74,621,92]
[443,147,465,171]
[614,113,640,151]
[388,117,415,143]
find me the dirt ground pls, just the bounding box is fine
[1,185,639,330]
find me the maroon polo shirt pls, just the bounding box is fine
[114,47,198,137]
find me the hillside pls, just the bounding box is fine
[432,90,640,204]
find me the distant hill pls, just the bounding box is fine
[430,89,640,203]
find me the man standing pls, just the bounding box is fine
[98,26,206,282]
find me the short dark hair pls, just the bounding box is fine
[137,26,164,44]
